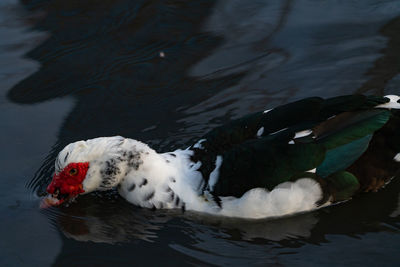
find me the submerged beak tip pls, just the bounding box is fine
[39,195,64,209]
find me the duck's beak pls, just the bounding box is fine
[40,172,83,209]
[40,194,65,209]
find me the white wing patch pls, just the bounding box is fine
[193,139,206,149]
[208,155,223,191]
[375,95,400,109]
[294,129,313,139]
[306,168,317,173]
[390,194,400,218]
[394,153,400,162]
[270,127,288,135]
[256,127,264,137]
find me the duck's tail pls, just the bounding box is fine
[296,95,399,204]
[347,108,400,192]
[316,108,400,204]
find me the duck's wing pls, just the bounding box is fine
[191,95,400,202]
[196,95,387,149]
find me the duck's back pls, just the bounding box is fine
[190,95,400,204]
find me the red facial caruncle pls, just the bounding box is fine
[46,162,90,205]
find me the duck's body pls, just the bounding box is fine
[45,95,400,219]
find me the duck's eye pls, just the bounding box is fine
[69,168,78,176]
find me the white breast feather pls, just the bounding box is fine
[192,178,324,219]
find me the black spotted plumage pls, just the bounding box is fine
[100,159,122,188]
[139,178,148,187]
[128,183,136,192]
[190,95,400,202]
[143,190,155,201]
[63,152,69,163]
[99,149,144,188]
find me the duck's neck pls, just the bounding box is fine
[115,140,204,209]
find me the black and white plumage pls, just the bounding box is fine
[44,94,400,219]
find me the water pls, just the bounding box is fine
[1,0,399,265]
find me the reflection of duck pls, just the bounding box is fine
[186,211,319,242]
[45,194,171,243]
[49,193,318,244]
[43,95,400,219]
[49,176,400,245]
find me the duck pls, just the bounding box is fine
[42,94,400,219]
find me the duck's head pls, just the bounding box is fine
[42,136,145,207]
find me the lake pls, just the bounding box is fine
[0,0,399,265]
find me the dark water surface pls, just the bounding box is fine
[1,0,400,265]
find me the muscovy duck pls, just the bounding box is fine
[42,95,400,219]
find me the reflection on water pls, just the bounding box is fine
[2,0,400,265]
[44,193,169,243]
[44,178,400,265]
[182,0,400,132]
[357,16,400,94]
[13,0,242,196]
[0,1,65,265]
[51,178,400,243]
[50,193,319,244]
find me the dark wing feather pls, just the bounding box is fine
[191,95,396,199]
[213,137,326,197]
